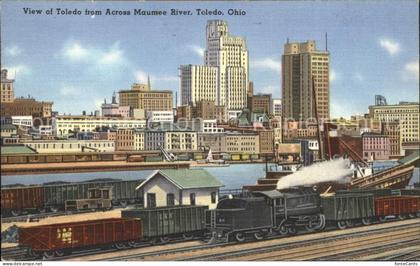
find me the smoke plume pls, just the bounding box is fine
[276,158,353,190]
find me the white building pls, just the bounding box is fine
[203,119,224,133]
[22,139,115,153]
[146,111,174,123]
[53,115,146,137]
[180,20,249,111]
[11,116,33,127]
[272,98,282,117]
[137,169,224,209]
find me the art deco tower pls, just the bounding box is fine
[282,40,330,121]
[181,20,249,112]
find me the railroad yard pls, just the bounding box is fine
[3,218,418,261]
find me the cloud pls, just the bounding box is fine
[353,73,364,81]
[188,45,205,57]
[5,45,22,57]
[99,43,124,65]
[402,59,419,81]
[59,85,83,96]
[3,65,30,78]
[134,70,178,85]
[63,42,89,61]
[379,38,401,56]
[252,57,281,72]
[330,69,339,82]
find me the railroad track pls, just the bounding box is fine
[173,220,420,261]
[1,246,34,261]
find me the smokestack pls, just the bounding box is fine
[325,32,328,51]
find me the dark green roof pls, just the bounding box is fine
[1,145,36,154]
[398,150,420,165]
[0,124,17,130]
[139,168,224,189]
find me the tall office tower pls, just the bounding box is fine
[180,20,249,112]
[282,40,330,121]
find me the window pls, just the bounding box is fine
[190,193,196,206]
[147,193,156,208]
[211,192,216,204]
[167,193,175,206]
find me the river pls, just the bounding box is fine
[1,163,419,190]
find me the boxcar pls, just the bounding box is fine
[144,156,163,162]
[43,179,143,211]
[19,218,142,257]
[1,186,44,216]
[375,196,420,218]
[121,205,208,240]
[321,193,375,228]
[241,154,250,160]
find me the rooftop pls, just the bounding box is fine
[138,168,224,190]
[1,145,36,154]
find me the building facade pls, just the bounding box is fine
[22,140,115,153]
[116,128,135,151]
[248,94,272,114]
[369,102,419,145]
[361,133,391,161]
[164,131,197,152]
[197,133,226,152]
[1,69,14,103]
[382,121,401,156]
[146,111,174,123]
[282,41,330,121]
[119,83,173,112]
[225,133,259,153]
[180,65,218,106]
[52,116,146,137]
[273,98,282,117]
[1,98,53,118]
[258,130,274,154]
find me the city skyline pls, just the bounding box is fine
[1,1,419,118]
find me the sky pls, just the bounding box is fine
[1,1,419,118]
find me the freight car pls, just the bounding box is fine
[19,205,208,258]
[1,178,144,217]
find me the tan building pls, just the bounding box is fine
[197,133,226,152]
[1,69,14,103]
[282,41,330,120]
[225,133,259,153]
[164,131,197,152]
[116,128,135,151]
[180,65,218,105]
[194,100,227,123]
[248,94,272,114]
[22,139,115,153]
[258,130,274,154]
[119,83,173,112]
[369,102,419,144]
[181,20,249,111]
[1,98,53,118]
[176,105,193,121]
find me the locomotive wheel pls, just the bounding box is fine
[253,231,264,241]
[28,249,41,258]
[42,251,55,259]
[235,232,246,242]
[11,210,21,217]
[288,227,297,235]
[337,221,347,230]
[278,226,288,235]
[160,236,170,243]
[54,250,65,257]
[182,233,194,240]
[361,218,371,226]
[114,242,127,250]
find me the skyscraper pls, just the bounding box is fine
[282,40,330,121]
[180,20,249,112]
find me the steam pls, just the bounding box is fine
[276,158,353,190]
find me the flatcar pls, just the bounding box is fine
[1,178,144,217]
[19,205,208,258]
